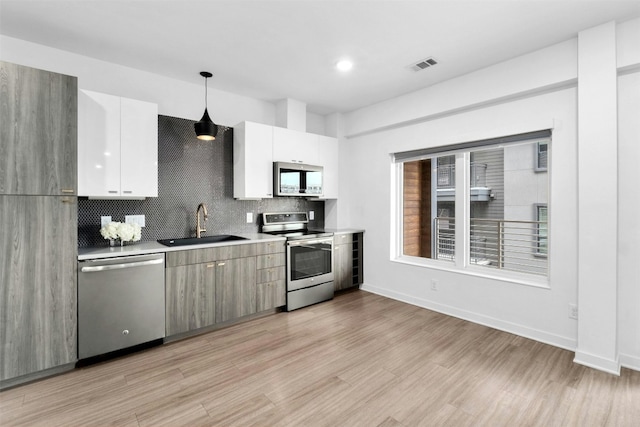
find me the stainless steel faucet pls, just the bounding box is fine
[196,203,208,238]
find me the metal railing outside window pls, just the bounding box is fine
[434,217,548,276]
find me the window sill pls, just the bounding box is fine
[392,255,551,290]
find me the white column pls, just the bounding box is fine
[575,21,619,374]
[275,98,306,132]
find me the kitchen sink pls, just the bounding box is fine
[157,235,249,247]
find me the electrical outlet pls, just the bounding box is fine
[101,216,112,227]
[125,215,146,227]
[568,304,578,319]
[246,212,253,223]
[309,210,315,220]
[431,279,438,291]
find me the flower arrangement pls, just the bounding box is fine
[100,221,142,245]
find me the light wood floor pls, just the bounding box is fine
[1,290,639,426]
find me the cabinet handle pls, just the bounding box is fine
[108,190,118,194]
[61,189,75,194]
[123,190,133,194]
[61,197,75,204]
[217,262,226,267]
[207,264,215,268]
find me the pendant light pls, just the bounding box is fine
[194,71,218,141]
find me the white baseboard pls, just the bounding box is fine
[360,283,576,351]
[619,353,640,372]
[574,351,621,375]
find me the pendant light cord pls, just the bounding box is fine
[204,76,208,108]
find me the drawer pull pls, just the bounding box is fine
[218,262,226,267]
[207,264,215,268]
[61,189,75,194]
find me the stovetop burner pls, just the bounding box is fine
[260,212,333,240]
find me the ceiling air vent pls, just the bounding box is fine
[411,57,438,72]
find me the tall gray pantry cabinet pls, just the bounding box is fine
[0,61,78,386]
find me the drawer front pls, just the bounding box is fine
[334,233,353,245]
[257,266,286,284]
[256,241,285,255]
[256,253,285,270]
[166,244,257,267]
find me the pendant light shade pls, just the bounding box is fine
[194,71,218,141]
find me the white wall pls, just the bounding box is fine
[0,35,276,127]
[342,18,640,373]
[347,89,578,351]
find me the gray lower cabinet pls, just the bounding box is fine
[164,240,286,336]
[334,232,364,291]
[165,263,216,336]
[334,241,354,291]
[215,257,257,323]
[255,241,286,312]
[0,61,77,196]
[0,195,77,382]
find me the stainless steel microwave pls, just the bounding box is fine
[274,161,323,197]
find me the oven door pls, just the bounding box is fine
[287,237,333,291]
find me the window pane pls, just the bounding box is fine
[537,205,548,255]
[536,142,548,170]
[402,155,455,260]
[470,142,548,275]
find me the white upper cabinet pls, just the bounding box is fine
[78,90,158,198]
[233,121,274,199]
[317,135,339,199]
[272,126,319,165]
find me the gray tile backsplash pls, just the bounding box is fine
[78,115,324,247]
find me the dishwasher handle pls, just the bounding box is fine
[80,258,164,273]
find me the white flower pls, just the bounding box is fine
[100,222,120,240]
[100,221,142,242]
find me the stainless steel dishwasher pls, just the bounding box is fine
[78,253,165,359]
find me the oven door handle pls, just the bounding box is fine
[288,239,332,247]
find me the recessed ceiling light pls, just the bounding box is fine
[336,60,353,72]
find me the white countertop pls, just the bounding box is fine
[78,233,286,260]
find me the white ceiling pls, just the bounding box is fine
[1,0,639,115]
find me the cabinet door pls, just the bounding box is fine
[215,257,257,323]
[233,121,274,199]
[165,263,216,336]
[272,127,318,164]
[0,195,77,381]
[317,135,339,199]
[0,62,77,196]
[334,242,354,291]
[120,97,158,197]
[256,280,286,312]
[78,90,122,197]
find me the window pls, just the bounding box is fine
[402,155,455,261]
[535,204,548,256]
[395,130,550,278]
[535,142,548,171]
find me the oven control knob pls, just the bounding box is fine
[311,278,314,282]
[122,329,130,335]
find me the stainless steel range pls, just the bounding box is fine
[262,212,334,311]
